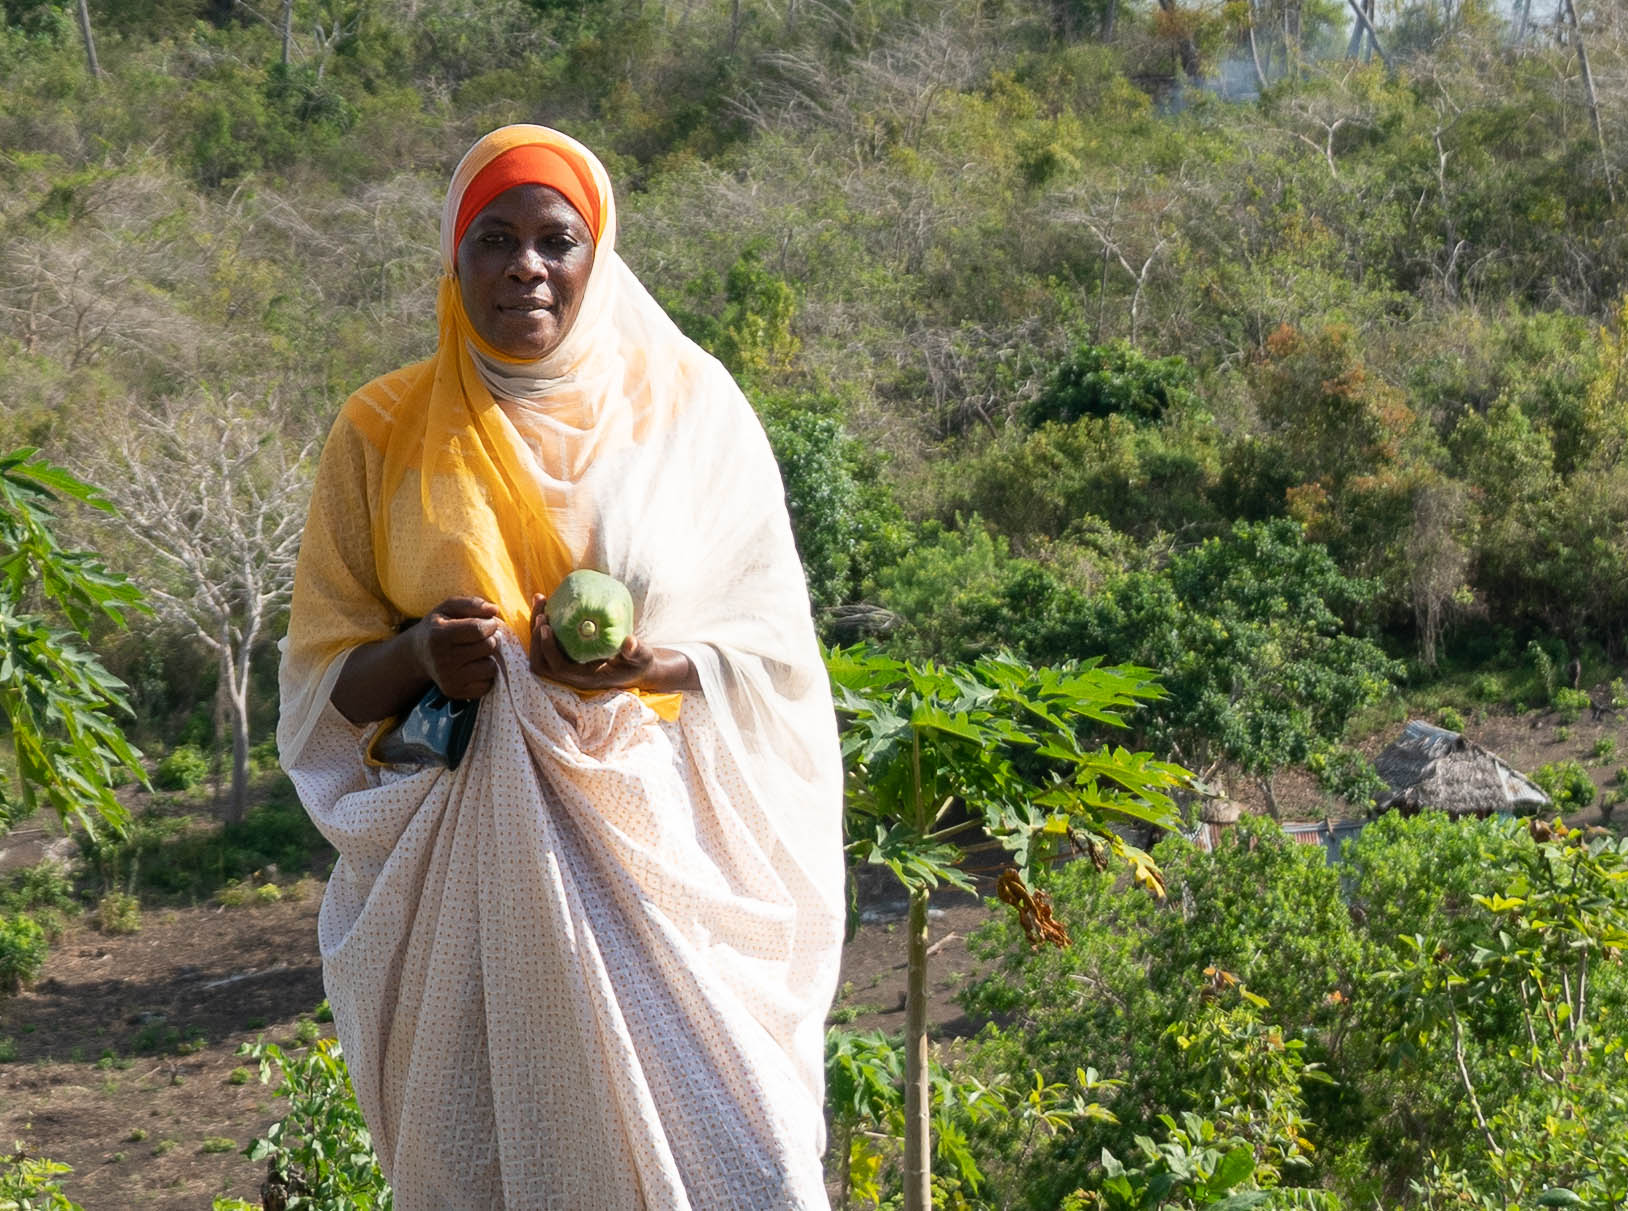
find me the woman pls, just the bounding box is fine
[278,125,845,1210]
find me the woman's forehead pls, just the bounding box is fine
[470,185,591,231]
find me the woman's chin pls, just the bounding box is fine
[489,314,564,360]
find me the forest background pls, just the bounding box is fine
[3,0,1628,1204]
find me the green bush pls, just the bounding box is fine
[1022,340,1202,428]
[0,1150,81,1209]
[248,736,280,775]
[1552,687,1590,724]
[1531,759,1595,810]
[79,799,325,902]
[0,912,48,994]
[0,864,77,918]
[234,1037,392,1209]
[1592,736,1617,763]
[154,744,208,791]
[95,892,141,935]
[1437,705,1466,733]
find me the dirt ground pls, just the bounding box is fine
[0,895,327,1208]
[3,693,1624,1209]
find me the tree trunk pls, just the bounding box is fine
[1562,0,1615,203]
[222,631,252,825]
[1344,0,1390,68]
[75,0,102,78]
[1259,775,1282,821]
[280,0,294,66]
[230,687,250,825]
[903,887,932,1211]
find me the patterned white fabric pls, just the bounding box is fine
[278,126,844,1210]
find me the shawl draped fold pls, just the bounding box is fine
[277,126,844,1210]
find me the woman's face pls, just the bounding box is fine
[456,184,596,360]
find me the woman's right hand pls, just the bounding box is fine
[411,597,504,699]
[331,596,504,725]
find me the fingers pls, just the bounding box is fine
[438,653,499,700]
[417,598,504,698]
[435,596,501,620]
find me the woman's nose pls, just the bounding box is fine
[511,244,548,279]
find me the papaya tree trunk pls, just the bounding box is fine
[903,886,931,1211]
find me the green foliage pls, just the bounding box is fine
[1550,687,1589,724]
[0,450,147,836]
[0,1148,82,1210]
[78,795,326,902]
[0,865,75,918]
[1072,520,1400,807]
[825,1026,1121,1207]
[1591,736,1615,763]
[1436,706,1465,734]
[1022,341,1202,429]
[1380,819,1628,1201]
[1530,760,1594,810]
[831,649,1185,893]
[757,399,908,616]
[153,743,208,791]
[233,1037,392,1211]
[94,892,140,935]
[0,913,46,994]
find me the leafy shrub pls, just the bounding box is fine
[1471,673,1504,703]
[1528,640,1558,701]
[153,744,208,791]
[235,1037,392,1209]
[0,865,76,916]
[1592,737,1617,763]
[1552,687,1590,725]
[248,737,280,775]
[80,799,325,902]
[254,883,282,904]
[1023,340,1201,428]
[1437,705,1466,733]
[0,865,76,942]
[95,892,141,935]
[0,1150,81,1209]
[215,880,254,908]
[0,913,47,994]
[1531,760,1595,810]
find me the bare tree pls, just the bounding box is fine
[1408,478,1470,668]
[1061,179,1182,346]
[1560,0,1615,202]
[88,397,312,822]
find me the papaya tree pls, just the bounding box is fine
[0,448,146,835]
[828,648,1188,1211]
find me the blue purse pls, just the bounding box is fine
[367,686,480,770]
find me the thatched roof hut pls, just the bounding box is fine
[1374,720,1550,817]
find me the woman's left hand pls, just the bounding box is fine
[529,593,700,693]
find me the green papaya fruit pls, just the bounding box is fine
[545,569,635,663]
